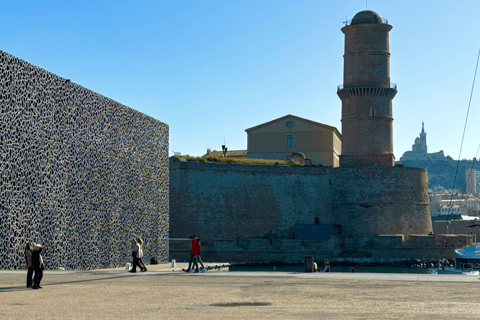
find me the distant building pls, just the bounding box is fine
[245,114,341,167]
[429,189,462,216]
[400,123,447,161]
[440,205,466,216]
[431,189,480,216]
[466,168,480,194]
[203,149,248,159]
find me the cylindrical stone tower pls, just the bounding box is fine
[337,10,397,167]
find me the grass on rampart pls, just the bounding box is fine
[178,156,304,166]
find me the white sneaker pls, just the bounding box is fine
[200,268,206,273]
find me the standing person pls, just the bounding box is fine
[194,236,206,273]
[135,237,147,272]
[25,241,34,288]
[183,235,198,273]
[31,242,48,289]
[322,259,330,272]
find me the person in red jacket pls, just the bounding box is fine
[194,236,206,273]
[183,235,198,273]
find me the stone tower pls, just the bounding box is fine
[337,10,397,167]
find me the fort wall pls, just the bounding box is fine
[169,159,445,262]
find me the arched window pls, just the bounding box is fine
[314,217,320,225]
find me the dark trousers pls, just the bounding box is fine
[196,254,205,269]
[132,257,145,272]
[187,254,198,271]
[33,265,43,287]
[138,258,147,271]
[26,266,34,287]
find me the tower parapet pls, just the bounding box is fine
[338,10,396,167]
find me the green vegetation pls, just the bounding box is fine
[177,156,304,166]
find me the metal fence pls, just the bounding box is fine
[343,17,389,26]
[337,83,397,91]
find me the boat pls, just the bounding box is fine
[428,244,480,275]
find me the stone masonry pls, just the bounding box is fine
[167,158,465,263]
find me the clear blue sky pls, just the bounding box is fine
[2,1,480,160]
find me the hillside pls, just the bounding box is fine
[400,159,477,191]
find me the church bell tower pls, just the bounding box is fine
[337,10,397,167]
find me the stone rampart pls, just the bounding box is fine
[170,159,444,261]
[0,51,169,270]
[170,158,332,241]
[330,166,432,236]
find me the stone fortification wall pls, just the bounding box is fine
[170,159,433,261]
[170,158,332,240]
[433,220,480,240]
[0,51,169,270]
[330,166,432,236]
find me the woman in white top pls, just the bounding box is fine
[135,237,147,272]
[129,238,147,272]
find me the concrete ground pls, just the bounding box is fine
[2,263,480,319]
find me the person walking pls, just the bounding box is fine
[183,235,198,273]
[31,242,48,289]
[25,241,34,288]
[194,236,206,273]
[129,239,146,273]
[135,237,147,272]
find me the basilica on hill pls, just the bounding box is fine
[400,123,448,162]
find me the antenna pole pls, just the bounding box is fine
[366,0,367,10]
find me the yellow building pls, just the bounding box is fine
[245,115,341,167]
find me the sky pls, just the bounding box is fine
[2,1,480,160]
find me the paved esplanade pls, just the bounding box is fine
[1,263,480,319]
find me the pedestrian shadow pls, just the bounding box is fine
[0,272,176,292]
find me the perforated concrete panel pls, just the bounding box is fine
[0,51,169,270]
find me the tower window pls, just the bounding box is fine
[287,135,294,148]
[370,108,376,116]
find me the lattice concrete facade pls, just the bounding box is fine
[0,51,169,270]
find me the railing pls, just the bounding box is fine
[337,83,397,91]
[343,17,388,26]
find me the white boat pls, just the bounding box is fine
[428,268,479,275]
[428,244,480,275]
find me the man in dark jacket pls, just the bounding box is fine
[31,243,48,289]
[25,241,34,288]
